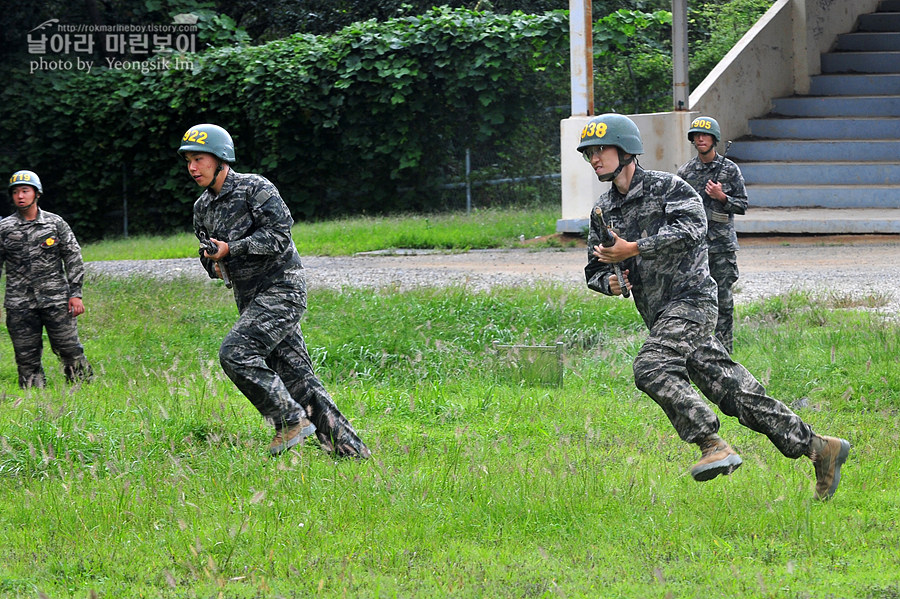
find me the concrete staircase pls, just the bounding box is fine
[729,0,900,234]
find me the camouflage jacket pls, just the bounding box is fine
[585,166,718,330]
[0,209,85,309]
[676,155,747,253]
[192,169,304,310]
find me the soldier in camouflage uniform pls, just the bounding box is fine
[0,170,93,388]
[676,116,747,353]
[579,114,849,500]
[179,124,370,458]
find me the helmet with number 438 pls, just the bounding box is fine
[178,123,236,163]
[577,113,644,155]
[687,116,721,143]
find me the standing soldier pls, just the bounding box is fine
[580,113,849,500]
[0,170,93,388]
[179,123,370,458]
[677,116,747,353]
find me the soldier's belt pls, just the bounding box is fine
[708,210,730,224]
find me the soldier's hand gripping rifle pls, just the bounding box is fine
[197,230,233,288]
[592,206,630,298]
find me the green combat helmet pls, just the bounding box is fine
[688,116,721,144]
[178,123,236,163]
[8,170,43,195]
[577,113,644,155]
[577,113,643,181]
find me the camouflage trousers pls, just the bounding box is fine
[219,288,370,459]
[709,251,739,354]
[632,310,813,459]
[6,305,93,389]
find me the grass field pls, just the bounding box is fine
[82,206,570,261]
[0,210,898,598]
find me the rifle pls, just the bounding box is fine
[706,140,733,224]
[710,140,733,185]
[591,206,630,298]
[197,230,233,288]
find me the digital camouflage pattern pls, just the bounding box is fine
[585,166,814,459]
[0,209,92,387]
[676,155,747,353]
[193,169,370,458]
[676,155,747,254]
[585,167,718,330]
[707,251,738,353]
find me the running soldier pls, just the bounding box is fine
[179,124,370,458]
[580,113,849,500]
[677,116,747,353]
[0,170,93,388]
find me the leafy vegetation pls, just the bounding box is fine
[1,0,774,242]
[81,206,567,260]
[0,274,894,597]
[0,8,569,240]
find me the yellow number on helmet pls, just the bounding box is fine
[582,122,608,139]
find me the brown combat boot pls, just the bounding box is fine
[269,418,317,456]
[808,435,851,500]
[690,435,743,481]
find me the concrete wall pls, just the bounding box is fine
[689,0,794,140]
[793,0,882,94]
[690,0,882,137]
[557,0,882,234]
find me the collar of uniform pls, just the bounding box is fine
[208,168,238,201]
[700,154,719,169]
[612,165,645,206]
[14,207,46,224]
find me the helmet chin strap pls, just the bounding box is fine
[208,160,225,193]
[597,150,634,182]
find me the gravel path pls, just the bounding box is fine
[85,236,900,312]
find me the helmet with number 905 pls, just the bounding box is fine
[577,113,644,156]
[178,124,235,163]
[8,170,43,195]
[688,116,720,143]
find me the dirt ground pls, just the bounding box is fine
[320,234,900,309]
[504,232,900,276]
[89,233,900,309]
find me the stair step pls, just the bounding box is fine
[808,73,900,95]
[734,207,900,234]
[858,12,900,31]
[729,139,900,162]
[821,51,900,73]
[749,117,900,139]
[744,185,900,209]
[740,162,900,185]
[719,0,900,227]
[771,95,900,117]
[835,32,900,51]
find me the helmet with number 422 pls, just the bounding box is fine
[577,113,644,155]
[687,116,721,143]
[178,123,236,163]
[8,170,43,195]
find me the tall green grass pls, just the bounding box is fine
[0,274,896,598]
[83,206,567,261]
